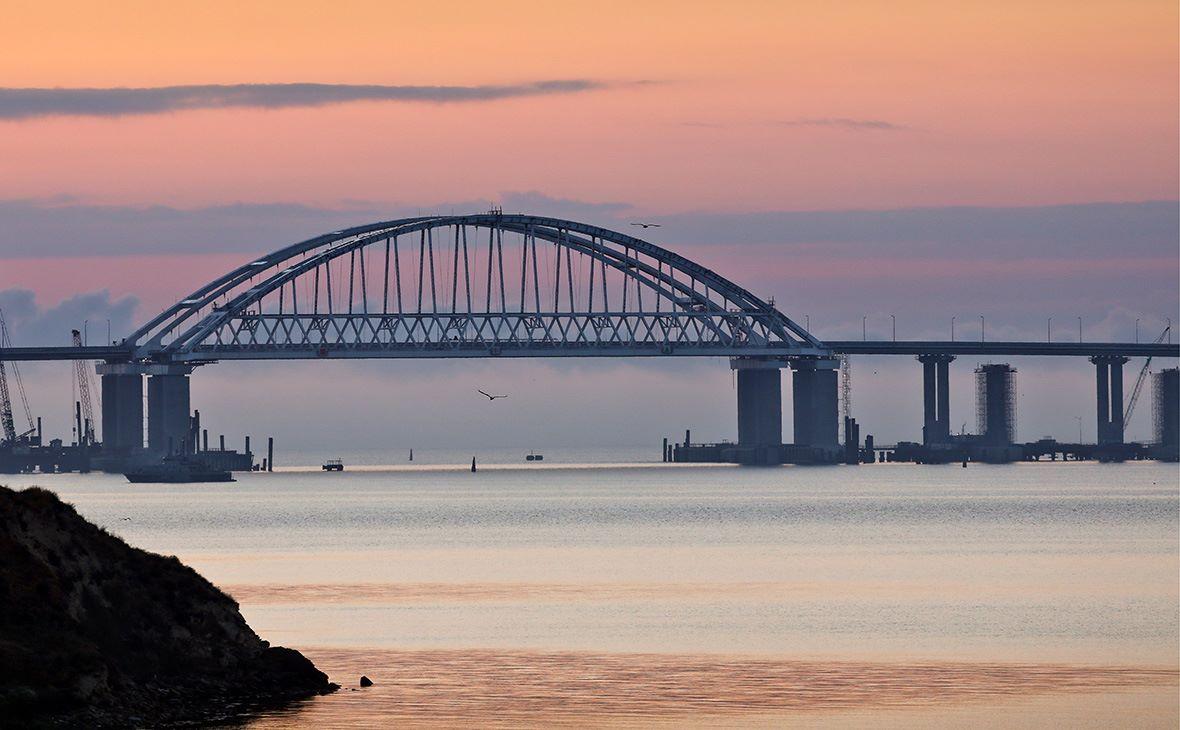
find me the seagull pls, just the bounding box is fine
[478,390,508,401]
[631,222,661,229]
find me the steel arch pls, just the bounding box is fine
[129,214,827,362]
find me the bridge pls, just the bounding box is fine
[1,214,1177,463]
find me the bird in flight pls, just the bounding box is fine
[631,222,661,229]
[478,390,508,401]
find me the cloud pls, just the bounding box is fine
[0,193,635,257]
[0,80,610,120]
[648,201,1179,259]
[0,197,1174,263]
[0,289,138,346]
[497,191,633,219]
[774,117,907,131]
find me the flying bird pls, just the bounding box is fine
[478,390,508,401]
[630,222,661,229]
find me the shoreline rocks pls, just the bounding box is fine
[0,486,337,727]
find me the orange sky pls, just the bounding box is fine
[0,0,1175,211]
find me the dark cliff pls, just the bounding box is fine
[0,486,336,727]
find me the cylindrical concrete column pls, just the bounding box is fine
[1092,357,1110,445]
[101,375,117,448]
[790,358,840,453]
[936,358,951,442]
[921,359,936,445]
[812,366,839,450]
[737,368,783,446]
[791,366,815,446]
[1155,368,1179,455]
[148,373,191,454]
[1109,357,1127,445]
[100,373,143,454]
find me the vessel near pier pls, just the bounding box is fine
[123,454,234,483]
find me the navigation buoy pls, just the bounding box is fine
[471,457,477,472]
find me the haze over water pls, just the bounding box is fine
[8,458,1178,727]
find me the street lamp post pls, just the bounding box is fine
[891,314,896,342]
[1047,317,1052,343]
[1135,318,1139,343]
[979,315,985,343]
[1078,316,1082,343]
[862,315,867,341]
[951,316,955,342]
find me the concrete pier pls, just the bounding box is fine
[976,363,1017,447]
[99,373,143,454]
[1091,355,1129,445]
[735,366,782,447]
[147,369,193,454]
[1154,368,1179,461]
[789,357,840,453]
[918,354,955,444]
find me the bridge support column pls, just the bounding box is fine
[790,357,840,454]
[99,373,143,454]
[1091,355,1128,445]
[918,354,955,444]
[146,367,194,454]
[733,362,782,447]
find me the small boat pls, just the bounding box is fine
[322,458,345,472]
[525,452,544,462]
[124,455,235,484]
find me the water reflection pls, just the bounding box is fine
[248,649,1178,728]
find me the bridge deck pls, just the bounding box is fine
[824,341,1179,357]
[0,345,134,361]
[0,340,1176,362]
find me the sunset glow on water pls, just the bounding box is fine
[8,460,1176,726]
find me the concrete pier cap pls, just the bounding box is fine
[95,362,196,376]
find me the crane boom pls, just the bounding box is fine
[1124,325,1170,425]
[71,329,97,445]
[0,308,29,445]
[0,359,15,444]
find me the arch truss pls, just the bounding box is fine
[128,214,826,361]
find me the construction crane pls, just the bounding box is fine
[0,309,36,446]
[839,353,852,441]
[1124,325,1171,425]
[71,329,100,446]
[0,356,15,445]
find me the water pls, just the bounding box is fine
[5,460,1178,726]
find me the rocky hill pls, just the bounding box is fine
[0,486,336,727]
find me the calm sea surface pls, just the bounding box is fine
[7,458,1178,727]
